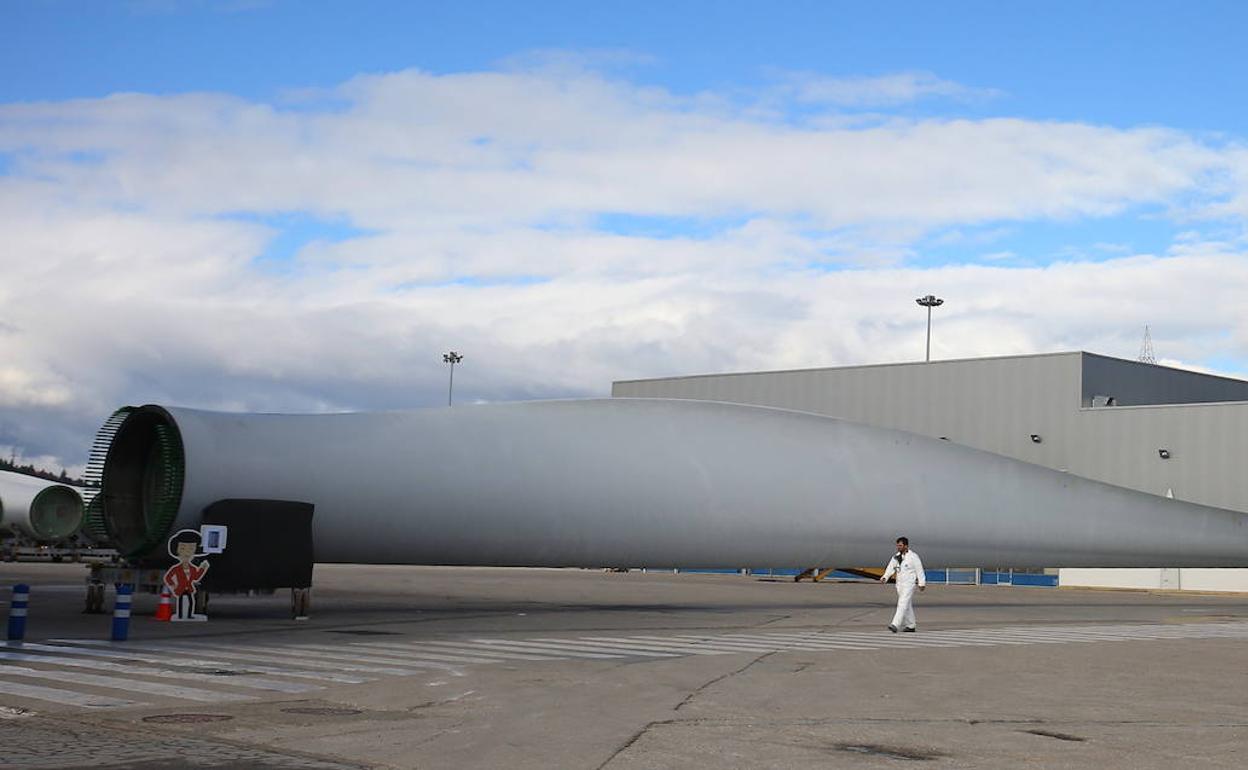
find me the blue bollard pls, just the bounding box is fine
[7,584,29,641]
[111,585,133,642]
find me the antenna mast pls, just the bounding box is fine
[1138,325,1156,364]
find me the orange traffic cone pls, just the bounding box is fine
[153,587,173,621]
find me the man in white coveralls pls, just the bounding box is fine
[880,536,926,632]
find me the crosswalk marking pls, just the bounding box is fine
[474,638,676,658]
[161,641,427,673]
[626,634,772,653]
[40,640,370,684]
[468,640,626,659]
[267,643,469,673]
[5,620,1246,713]
[400,640,574,660]
[42,638,374,683]
[752,633,903,650]
[0,649,318,694]
[868,632,1000,648]
[952,631,1069,644]
[659,635,791,653]
[925,630,1035,646]
[984,630,1108,643]
[720,633,894,651]
[724,633,880,651]
[115,641,417,676]
[0,664,252,702]
[0,678,145,709]
[827,635,936,649]
[346,644,510,665]
[579,636,736,655]
[1001,629,1132,641]
[217,642,439,668]
[804,634,971,649]
[223,641,439,667]
[695,634,879,652]
[712,633,834,648]
[357,641,568,662]
[530,638,681,657]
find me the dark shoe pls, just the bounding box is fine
[887,624,898,633]
[903,627,917,633]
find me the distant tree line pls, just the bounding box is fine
[0,457,84,486]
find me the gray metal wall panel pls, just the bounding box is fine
[614,352,1248,514]
[614,353,1081,458]
[1082,353,1248,406]
[1072,402,1248,511]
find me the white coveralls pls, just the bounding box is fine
[882,550,926,630]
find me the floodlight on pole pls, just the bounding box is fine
[442,351,463,406]
[915,295,944,362]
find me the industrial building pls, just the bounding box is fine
[613,351,1248,592]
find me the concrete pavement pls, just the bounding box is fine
[2,562,1246,769]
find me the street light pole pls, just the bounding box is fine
[915,295,944,362]
[442,351,463,406]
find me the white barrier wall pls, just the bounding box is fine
[1059,569,1165,590]
[1059,568,1248,592]
[1176,569,1248,592]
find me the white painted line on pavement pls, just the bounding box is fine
[0,664,252,703]
[0,679,146,709]
[41,640,370,684]
[0,650,318,694]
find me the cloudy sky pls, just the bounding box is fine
[3,1,1248,474]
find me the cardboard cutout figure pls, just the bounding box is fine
[163,529,210,621]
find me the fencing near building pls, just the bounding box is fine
[636,567,1058,587]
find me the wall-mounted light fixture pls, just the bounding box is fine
[1030,434,1042,443]
[1158,448,1171,459]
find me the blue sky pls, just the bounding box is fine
[3,1,1248,469]
[7,1,1245,274]
[7,1,1248,131]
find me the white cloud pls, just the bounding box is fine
[0,70,1226,239]
[0,365,73,409]
[776,70,1002,107]
[1,63,1247,470]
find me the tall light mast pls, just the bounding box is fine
[915,295,944,362]
[442,351,463,406]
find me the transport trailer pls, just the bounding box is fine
[2,543,118,563]
[83,562,309,617]
[0,525,115,563]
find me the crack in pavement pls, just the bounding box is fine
[597,649,780,769]
[673,650,777,712]
[593,718,679,770]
